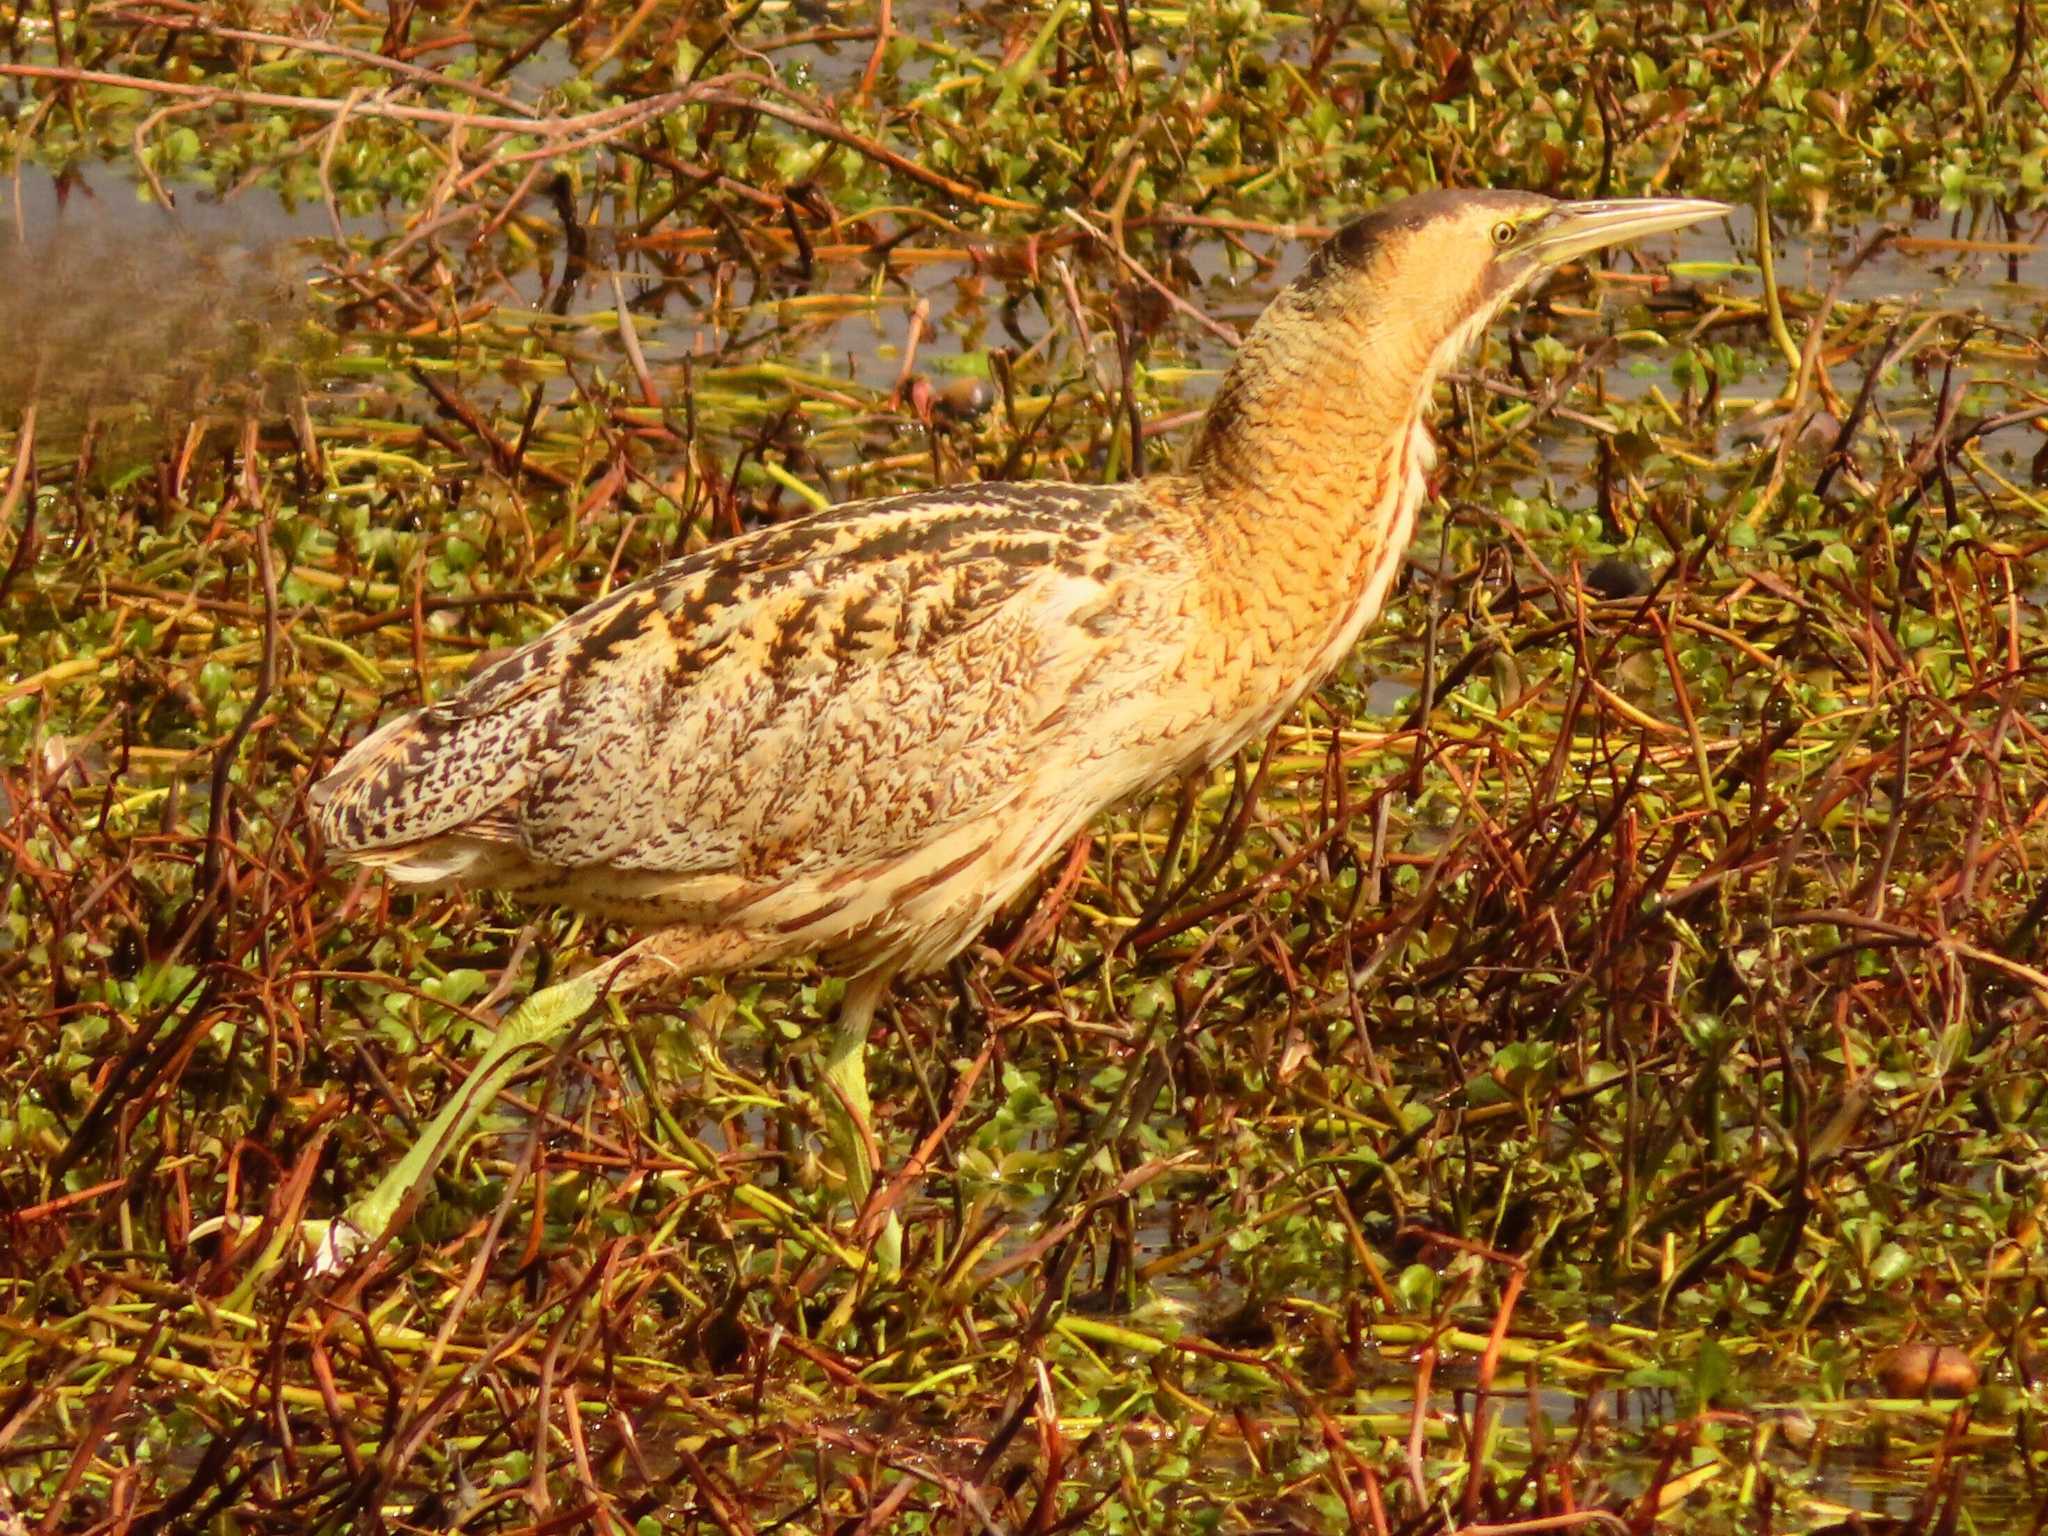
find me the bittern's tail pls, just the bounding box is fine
[308,676,554,879]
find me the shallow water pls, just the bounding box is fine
[7,24,2048,1520]
[16,159,2042,531]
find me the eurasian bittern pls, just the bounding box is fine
[310,189,1726,1258]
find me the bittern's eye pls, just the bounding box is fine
[1489,220,1517,247]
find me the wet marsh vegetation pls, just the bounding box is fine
[4,0,2048,1529]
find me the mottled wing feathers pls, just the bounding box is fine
[310,481,1152,898]
[307,578,657,854]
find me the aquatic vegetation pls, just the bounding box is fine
[2,1,2047,1528]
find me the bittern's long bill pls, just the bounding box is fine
[309,189,1728,1263]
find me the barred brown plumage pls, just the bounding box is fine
[308,189,1726,1262]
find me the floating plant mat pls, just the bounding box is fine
[4,1,2048,1530]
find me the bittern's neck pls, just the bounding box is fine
[1184,291,1484,577]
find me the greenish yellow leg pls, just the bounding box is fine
[309,962,618,1270]
[816,969,901,1284]
[819,970,890,1207]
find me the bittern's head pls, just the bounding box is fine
[1190,188,1727,486]
[1294,188,1729,369]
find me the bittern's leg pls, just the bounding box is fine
[310,929,706,1271]
[818,968,894,1207]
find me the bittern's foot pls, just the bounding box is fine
[305,1214,369,1275]
[188,1210,341,1295]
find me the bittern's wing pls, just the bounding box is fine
[311,482,1167,897]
